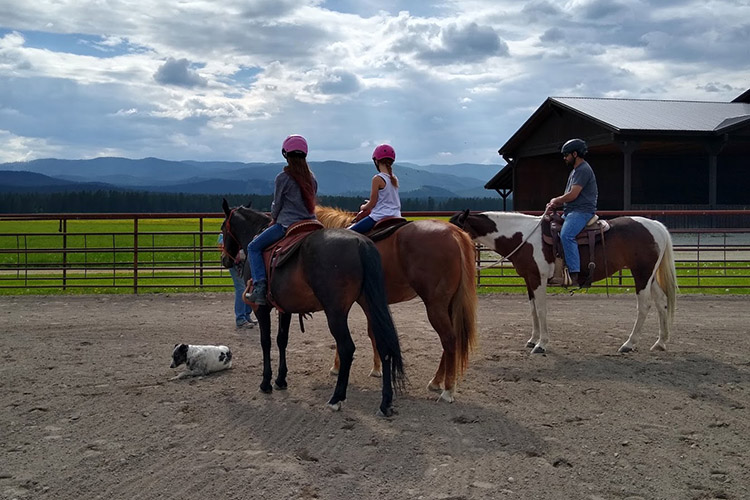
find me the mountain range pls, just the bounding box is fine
[0,157,501,199]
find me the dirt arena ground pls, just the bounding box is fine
[1,292,748,500]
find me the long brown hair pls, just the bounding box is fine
[378,158,399,188]
[284,154,316,213]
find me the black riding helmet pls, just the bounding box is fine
[561,138,588,157]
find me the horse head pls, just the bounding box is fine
[219,198,268,269]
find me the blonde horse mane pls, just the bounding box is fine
[316,206,356,229]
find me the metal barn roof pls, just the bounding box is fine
[551,97,750,133]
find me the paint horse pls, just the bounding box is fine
[450,210,677,354]
[220,200,405,416]
[315,206,478,403]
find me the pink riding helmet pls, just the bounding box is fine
[282,135,308,157]
[372,144,396,161]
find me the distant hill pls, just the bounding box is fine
[0,157,501,198]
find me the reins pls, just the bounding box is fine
[474,207,550,271]
[222,208,245,264]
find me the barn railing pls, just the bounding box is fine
[0,210,748,293]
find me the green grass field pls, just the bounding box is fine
[1,218,748,295]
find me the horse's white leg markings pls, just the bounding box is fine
[531,285,548,354]
[619,288,652,353]
[528,297,540,347]
[438,389,455,403]
[650,280,669,351]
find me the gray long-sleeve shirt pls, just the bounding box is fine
[271,170,318,227]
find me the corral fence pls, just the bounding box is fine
[0,210,748,293]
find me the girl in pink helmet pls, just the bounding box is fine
[246,135,318,305]
[349,144,401,233]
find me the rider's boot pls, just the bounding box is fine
[246,279,268,305]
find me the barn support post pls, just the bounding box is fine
[618,140,639,210]
[706,135,729,208]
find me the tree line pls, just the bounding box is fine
[0,190,509,214]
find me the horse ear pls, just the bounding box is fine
[222,198,230,216]
[246,200,253,208]
[458,208,470,225]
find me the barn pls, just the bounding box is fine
[486,90,750,214]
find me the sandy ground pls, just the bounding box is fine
[1,292,748,500]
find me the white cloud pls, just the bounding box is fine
[0,0,747,165]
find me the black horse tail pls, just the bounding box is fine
[358,240,406,393]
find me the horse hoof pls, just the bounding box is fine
[531,345,546,354]
[329,367,339,376]
[650,341,667,352]
[376,407,394,418]
[526,341,536,349]
[327,401,342,412]
[259,384,273,394]
[274,381,287,390]
[438,390,455,403]
[369,369,382,378]
[618,345,634,353]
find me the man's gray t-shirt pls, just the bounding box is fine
[564,161,598,214]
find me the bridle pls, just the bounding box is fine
[458,207,550,271]
[221,208,244,264]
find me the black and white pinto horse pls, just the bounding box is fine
[450,210,677,354]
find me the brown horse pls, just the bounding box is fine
[221,201,405,417]
[315,206,478,403]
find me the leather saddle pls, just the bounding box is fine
[244,219,324,310]
[365,217,411,242]
[541,212,610,287]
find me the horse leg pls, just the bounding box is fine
[367,322,382,378]
[619,287,653,353]
[326,314,355,411]
[274,311,292,390]
[329,322,381,377]
[649,280,669,352]
[425,307,457,403]
[330,350,340,376]
[255,305,274,393]
[529,286,550,354]
[527,297,541,348]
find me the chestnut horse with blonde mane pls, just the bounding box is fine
[316,206,478,403]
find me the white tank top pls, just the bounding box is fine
[369,173,401,221]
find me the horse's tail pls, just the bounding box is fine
[450,228,479,377]
[358,240,406,392]
[654,224,678,340]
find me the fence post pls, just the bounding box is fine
[61,218,67,291]
[134,217,139,294]
[199,217,204,287]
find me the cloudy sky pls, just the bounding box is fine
[1,0,748,166]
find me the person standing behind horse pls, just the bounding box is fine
[246,135,318,305]
[218,233,257,328]
[547,138,598,286]
[348,144,401,234]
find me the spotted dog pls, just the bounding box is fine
[170,344,233,379]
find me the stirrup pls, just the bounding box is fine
[548,268,572,287]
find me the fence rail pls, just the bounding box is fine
[1,211,748,293]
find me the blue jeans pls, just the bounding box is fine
[561,211,594,274]
[247,223,286,283]
[229,265,254,326]
[348,216,376,234]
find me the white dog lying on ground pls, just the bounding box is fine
[170,344,233,379]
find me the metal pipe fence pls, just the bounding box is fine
[1,211,748,293]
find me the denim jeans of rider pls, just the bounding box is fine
[247,223,286,283]
[560,211,594,274]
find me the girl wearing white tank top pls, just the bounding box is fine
[349,143,402,234]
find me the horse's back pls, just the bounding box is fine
[377,219,470,301]
[271,229,373,313]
